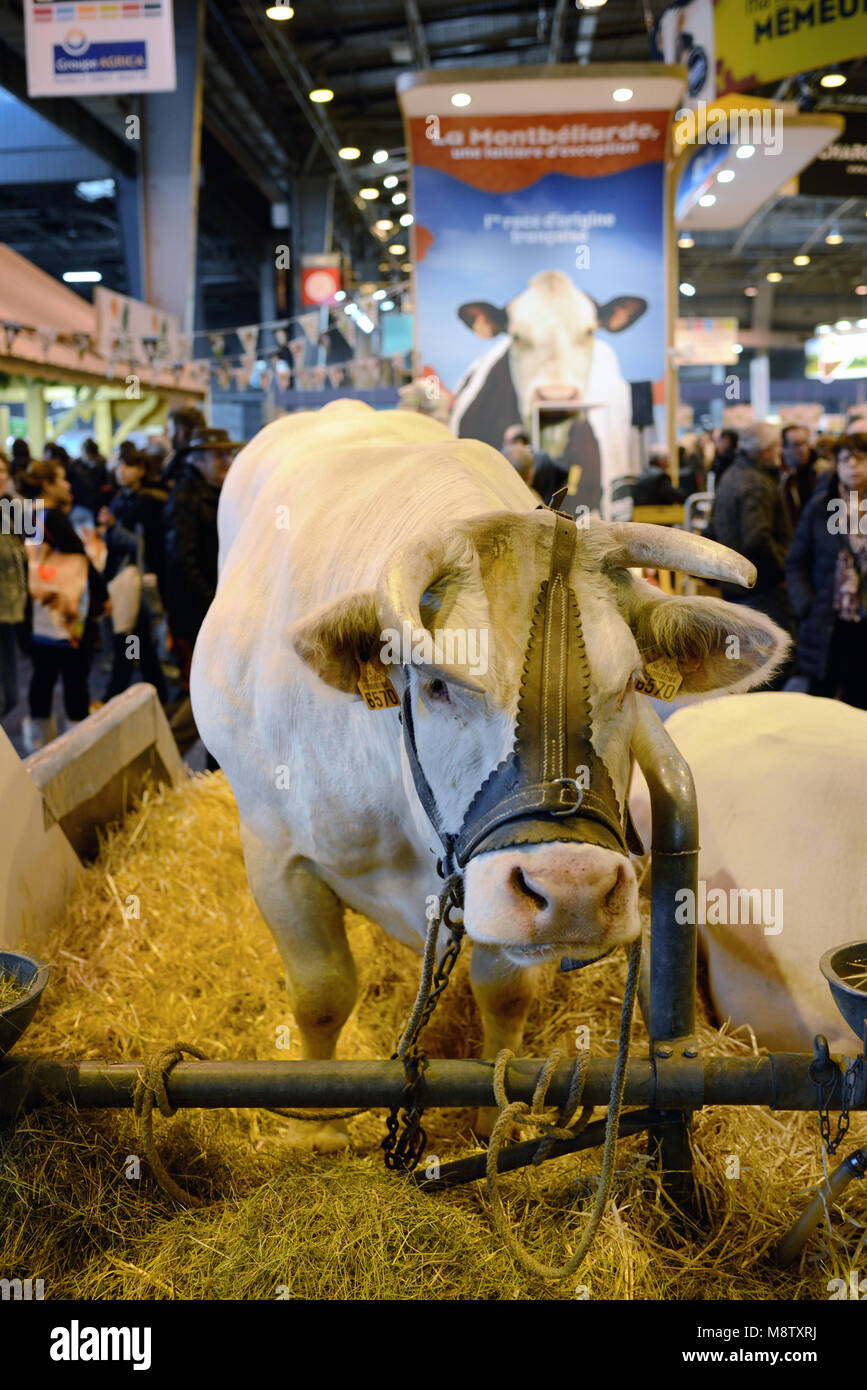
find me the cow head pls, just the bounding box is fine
[459,271,646,454]
[291,512,788,966]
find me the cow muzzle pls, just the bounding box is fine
[399,512,643,967]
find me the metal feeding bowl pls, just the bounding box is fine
[0,951,50,1058]
[820,940,867,1048]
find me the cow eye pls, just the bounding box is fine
[426,678,451,703]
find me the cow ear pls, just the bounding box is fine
[628,588,790,693]
[457,302,509,338]
[596,296,647,333]
[290,591,393,696]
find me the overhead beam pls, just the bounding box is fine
[403,0,430,68]
[548,0,569,63]
[0,38,136,178]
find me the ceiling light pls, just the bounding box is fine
[372,150,389,164]
[402,263,412,272]
[698,193,716,207]
[744,286,758,297]
[736,144,756,159]
[63,270,102,283]
[451,92,471,107]
[732,344,743,354]
[679,282,696,296]
[820,71,846,88]
[825,232,843,245]
[612,88,633,102]
[372,290,386,301]
[399,213,414,226]
[383,175,399,189]
[717,169,735,183]
[766,271,782,283]
[75,178,115,201]
[858,318,867,328]
[793,255,811,266]
[389,244,407,256]
[578,0,608,8]
[391,192,407,205]
[334,290,346,301]
[265,3,294,17]
[378,262,390,272]
[836,319,852,330]
[375,219,394,232]
[381,301,395,311]
[677,234,694,249]
[309,88,333,103]
[359,188,379,200]
[338,146,360,160]
[856,285,867,296]
[817,324,831,333]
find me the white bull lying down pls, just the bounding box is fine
[192,401,788,1149]
[630,693,867,1055]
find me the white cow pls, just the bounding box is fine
[450,270,647,511]
[192,401,787,1148]
[629,693,867,1055]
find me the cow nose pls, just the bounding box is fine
[506,859,625,929]
[531,384,581,403]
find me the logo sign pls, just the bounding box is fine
[713,0,863,91]
[799,116,867,198]
[24,0,176,96]
[675,317,739,367]
[805,329,867,384]
[301,257,342,307]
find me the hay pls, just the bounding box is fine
[2,772,864,1300]
[0,973,29,1009]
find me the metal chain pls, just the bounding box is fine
[382,877,465,1173]
[817,1054,865,1156]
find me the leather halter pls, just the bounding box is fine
[399,513,642,883]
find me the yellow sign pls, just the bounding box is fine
[715,0,865,90]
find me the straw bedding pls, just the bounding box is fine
[2,772,863,1300]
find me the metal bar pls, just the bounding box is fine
[2,1054,862,1117]
[631,701,700,1200]
[414,1110,667,1190]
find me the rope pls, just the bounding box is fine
[485,937,642,1281]
[133,1043,209,1208]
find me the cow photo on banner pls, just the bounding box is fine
[407,110,667,515]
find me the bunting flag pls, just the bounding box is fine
[341,317,357,350]
[299,312,319,345]
[216,363,233,391]
[288,337,306,366]
[209,333,226,359]
[36,327,58,358]
[310,365,327,388]
[259,368,273,391]
[274,327,289,348]
[237,325,259,356]
[346,360,363,387]
[235,364,252,390]
[274,360,292,387]
[326,364,344,388]
[175,332,193,362]
[1,321,24,353]
[73,332,93,358]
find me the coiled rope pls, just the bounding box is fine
[485,937,642,1280]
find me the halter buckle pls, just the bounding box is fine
[550,777,583,815]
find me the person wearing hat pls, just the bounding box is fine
[162,426,242,707]
[161,405,207,489]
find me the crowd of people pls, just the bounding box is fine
[502,417,867,709]
[1,407,864,759]
[0,406,242,757]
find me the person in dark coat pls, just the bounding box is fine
[501,425,562,505]
[710,422,795,682]
[785,433,867,709]
[633,444,685,506]
[162,428,241,762]
[780,425,823,530]
[711,428,738,485]
[96,452,167,702]
[161,406,207,490]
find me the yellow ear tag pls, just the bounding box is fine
[357,659,399,711]
[634,657,683,702]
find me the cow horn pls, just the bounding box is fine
[599,522,756,589]
[377,528,455,636]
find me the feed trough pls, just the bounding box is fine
[820,941,867,1048]
[0,951,50,1060]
